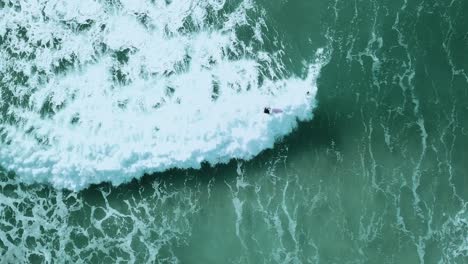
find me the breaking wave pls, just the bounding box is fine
[0,0,326,190]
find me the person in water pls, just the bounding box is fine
[264,91,309,114]
[264,107,283,114]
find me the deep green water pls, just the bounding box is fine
[1,0,468,263]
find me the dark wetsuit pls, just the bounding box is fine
[264,107,282,114]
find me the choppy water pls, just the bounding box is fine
[1,0,467,263]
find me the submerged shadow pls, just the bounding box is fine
[0,95,344,198]
[81,101,342,195]
[1,63,349,196]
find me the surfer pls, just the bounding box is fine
[264,107,283,115]
[264,91,310,114]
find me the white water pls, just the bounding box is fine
[0,0,325,190]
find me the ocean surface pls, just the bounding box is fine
[0,0,467,263]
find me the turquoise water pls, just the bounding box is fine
[1,0,468,263]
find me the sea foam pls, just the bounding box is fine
[0,0,325,190]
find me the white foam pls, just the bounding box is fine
[0,0,325,190]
